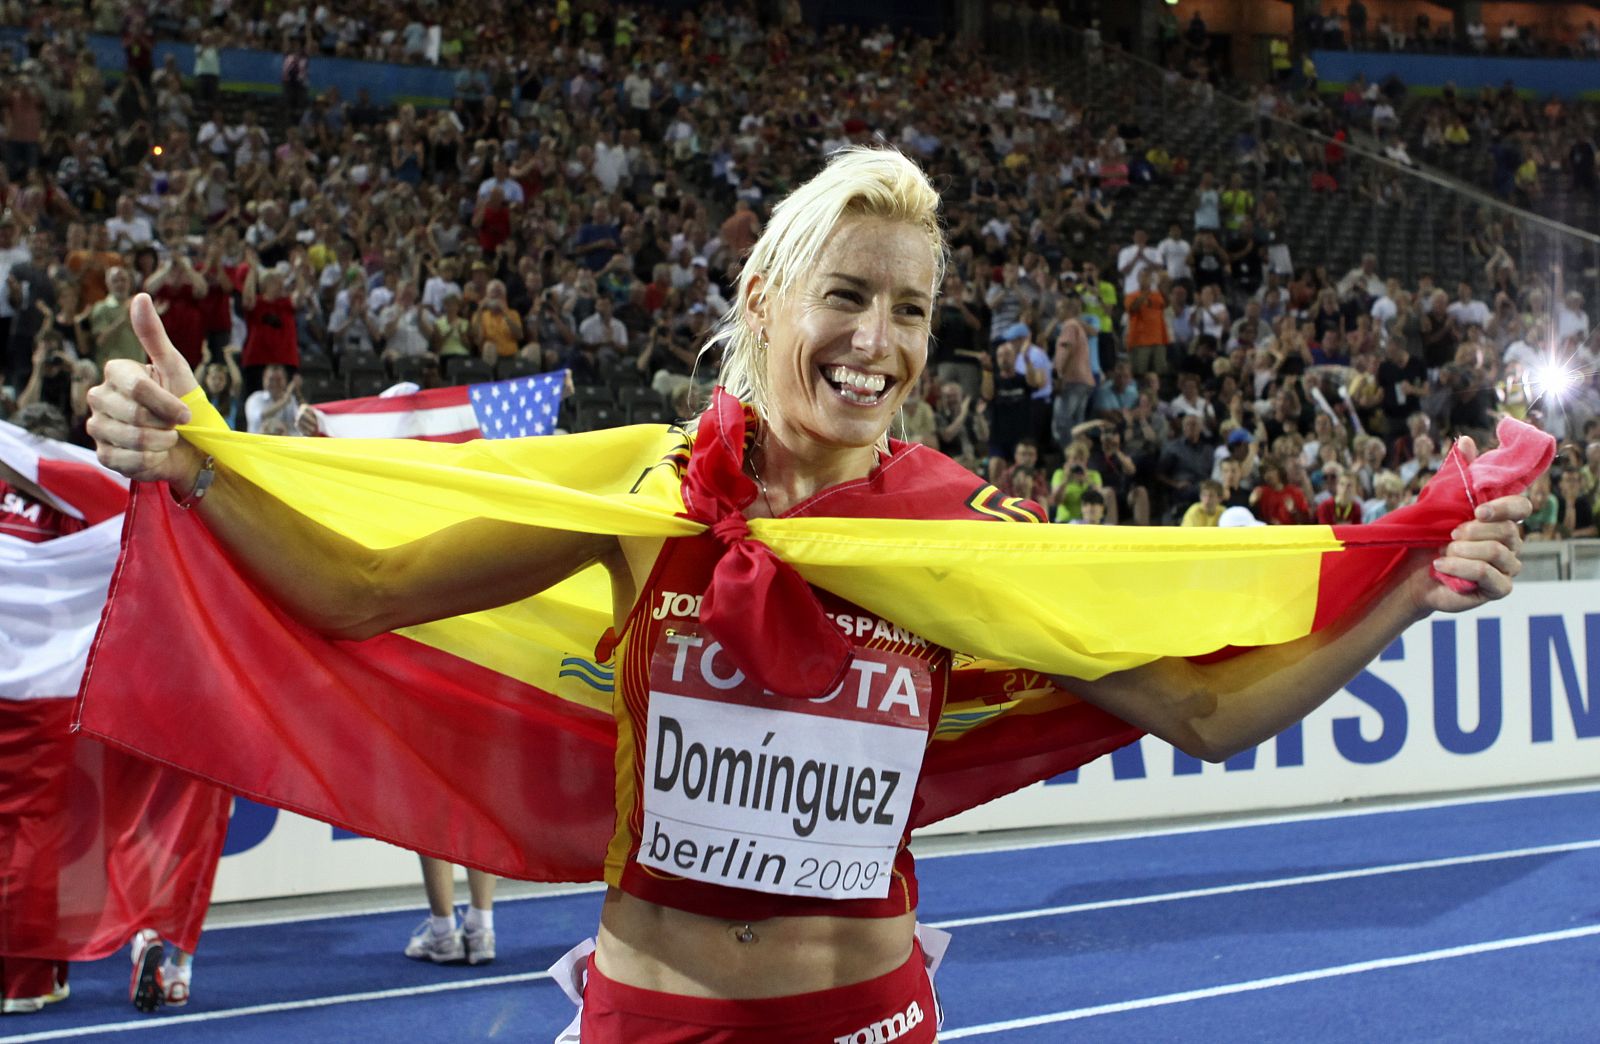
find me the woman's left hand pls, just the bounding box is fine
[1406,493,1531,616]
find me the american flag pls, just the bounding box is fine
[312,372,567,442]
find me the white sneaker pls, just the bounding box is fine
[2,981,68,1015]
[404,921,465,964]
[464,927,496,966]
[160,962,192,1006]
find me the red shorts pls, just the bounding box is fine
[577,942,939,1043]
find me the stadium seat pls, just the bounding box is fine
[339,347,384,378]
[607,366,647,394]
[390,356,434,386]
[299,371,343,404]
[616,384,662,417]
[347,371,390,399]
[298,352,334,377]
[448,357,494,386]
[572,385,615,411]
[496,356,543,380]
[578,403,623,430]
[629,403,673,426]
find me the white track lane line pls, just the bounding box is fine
[938,922,1600,1038]
[0,970,554,1043]
[16,837,1597,1042]
[926,837,1600,930]
[209,883,607,931]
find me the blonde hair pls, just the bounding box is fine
[701,146,946,418]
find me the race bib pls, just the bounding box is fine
[639,625,931,900]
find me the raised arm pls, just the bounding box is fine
[88,295,620,641]
[1061,493,1528,761]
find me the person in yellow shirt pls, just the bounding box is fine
[1181,479,1225,526]
[470,279,524,360]
[1269,38,1291,83]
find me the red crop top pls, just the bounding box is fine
[602,529,951,921]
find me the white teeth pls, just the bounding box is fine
[822,366,888,394]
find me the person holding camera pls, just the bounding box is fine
[636,307,699,405]
[239,252,303,396]
[470,279,524,365]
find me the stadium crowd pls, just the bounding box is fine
[0,0,1595,540]
[1295,2,1600,58]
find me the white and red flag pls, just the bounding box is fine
[0,421,228,961]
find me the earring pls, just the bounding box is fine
[758,328,770,350]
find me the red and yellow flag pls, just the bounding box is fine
[74,391,1552,881]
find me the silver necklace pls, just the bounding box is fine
[747,439,779,519]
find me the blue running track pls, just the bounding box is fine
[3,786,1597,1042]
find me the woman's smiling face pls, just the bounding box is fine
[755,216,935,453]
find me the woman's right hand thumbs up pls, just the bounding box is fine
[87,293,205,489]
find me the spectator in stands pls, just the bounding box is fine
[145,250,209,368]
[378,282,430,365]
[88,267,142,372]
[1220,172,1253,232]
[1157,413,1214,520]
[1556,289,1590,348]
[1446,281,1490,332]
[1191,230,1227,294]
[244,364,301,435]
[1156,222,1192,286]
[1194,283,1230,346]
[573,200,621,273]
[1548,467,1598,539]
[1316,472,1363,524]
[1467,18,1489,52]
[1116,228,1161,298]
[281,37,311,119]
[240,258,302,393]
[1074,487,1108,524]
[328,280,379,356]
[1048,440,1101,523]
[994,438,1049,504]
[934,378,987,472]
[474,279,527,366]
[986,338,1035,471]
[1180,479,1224,526]
[1250,459,1311,524]
[105,195,154,251]
[1124,267,1168,378]
[1419,289,1459,372]
[198,343,245,431]
[1336,253,1385,302]
[933,273,990,398]
[1399,434,1441,487]
[718,198,761,262]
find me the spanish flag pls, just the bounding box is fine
[75,390,1552,881]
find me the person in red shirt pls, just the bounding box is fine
[239,255,301,395]
[473,186,512,255]
[145,253,208,368]
[1251,459,1311,524]
[1316,472,1363,525]
[196,241,242,356]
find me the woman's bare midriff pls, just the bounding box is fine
[594,888,917,999]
